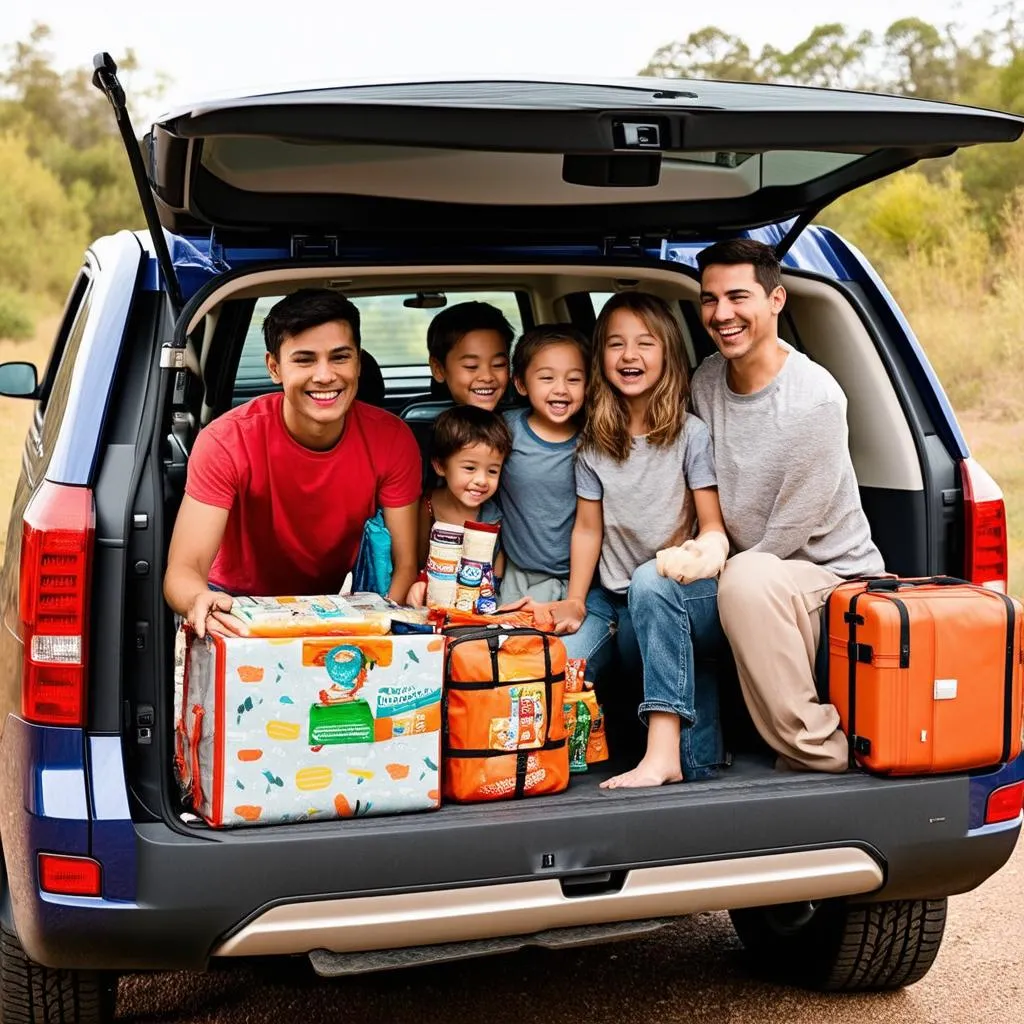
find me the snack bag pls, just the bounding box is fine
[443,626,569,802]
[564,691,610,771]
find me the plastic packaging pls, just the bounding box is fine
[425,521,465,608]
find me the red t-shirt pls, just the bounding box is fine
[185,394,420,595]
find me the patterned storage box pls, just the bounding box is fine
[178,631,443,827]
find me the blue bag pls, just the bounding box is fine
[352,510,393,596]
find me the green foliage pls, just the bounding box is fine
[0,290,33,342]
[821,169,989,271]
[0,133,89,302]
[0,23,146,246]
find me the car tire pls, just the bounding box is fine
[729,897,947,991]
[0,926,117,1024]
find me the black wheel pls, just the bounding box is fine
[729,897,947,991]
[0,926,116,1024]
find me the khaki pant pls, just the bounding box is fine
[717,551,848,773]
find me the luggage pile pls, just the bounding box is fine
[176,595,607,828]
[176,574,1024,829]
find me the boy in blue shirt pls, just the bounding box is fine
[498,324,590,604]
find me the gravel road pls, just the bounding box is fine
[116,839,1024,1023]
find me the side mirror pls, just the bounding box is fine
[0,361,38,399]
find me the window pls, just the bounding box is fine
[236,291,525,392]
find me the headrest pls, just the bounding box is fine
[357,350,386,407]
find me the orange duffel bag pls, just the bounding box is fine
[443,626,569,802]
[824,576,1024,775]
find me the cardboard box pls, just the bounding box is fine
[178,631,443,827]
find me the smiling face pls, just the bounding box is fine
[602,308,665,407]
[515,341,587,438]
[266,319,360,449]
[432,442,505,509]
[699,262,786,363]
[431,329,510,409]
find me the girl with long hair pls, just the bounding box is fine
[559,292,731,788]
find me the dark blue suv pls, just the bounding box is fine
[0,59,1022,1023]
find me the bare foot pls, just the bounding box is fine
[599,757,683,790]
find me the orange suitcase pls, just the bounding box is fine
[824,577,1024,775]
[443,626,569,802]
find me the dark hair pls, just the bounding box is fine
[511,323,591,383]
[426,301,515,365]
[263,288,362,359]
[431,406,513,463]
[696,239,783,296]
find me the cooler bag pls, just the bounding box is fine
[824,576,1024,775]
[443,626,569,801]
[177,629,444,826]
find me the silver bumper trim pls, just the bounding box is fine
[213,847,883,957]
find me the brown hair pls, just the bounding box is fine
[696,238,783,295]
[431,405,513,463]
[511,323,590,383]
[580,292,689,462]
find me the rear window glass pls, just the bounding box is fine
[237,291,524,387]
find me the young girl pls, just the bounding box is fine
[405,406,512,606]
[558,292,731,788]
[497,324,589,605]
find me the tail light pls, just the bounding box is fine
[960,458,1008,592]
[19,481,94,726]
[985,781,1024,825]
[38,853,102,896]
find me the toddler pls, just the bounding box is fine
[405,406,513,606]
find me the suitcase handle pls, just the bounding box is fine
[866,575,967,592]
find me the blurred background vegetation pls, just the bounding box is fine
[0,12,1022,582]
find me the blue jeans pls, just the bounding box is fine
[562,560,726,780]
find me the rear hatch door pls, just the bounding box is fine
[146,77,1024,242]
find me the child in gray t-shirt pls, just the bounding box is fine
[497,325,591,605]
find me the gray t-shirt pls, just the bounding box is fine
[690,346,883,578]
[576,415,717,594]
[497,408,577,577]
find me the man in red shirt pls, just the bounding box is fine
[164,289,421,637]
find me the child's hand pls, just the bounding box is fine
[405,580,428,607]
[548,597,587,635]
[657,531,729,584]
[656,543,698,582]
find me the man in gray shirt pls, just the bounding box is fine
[688,238,884,772]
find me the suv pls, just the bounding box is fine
[0,58,1022,1023]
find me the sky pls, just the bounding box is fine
[1,0,1003,123]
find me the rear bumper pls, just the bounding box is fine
[3,742,1019,972]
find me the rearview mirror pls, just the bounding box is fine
[0,361,39,399]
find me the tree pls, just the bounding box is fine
[0,22,162,241]
[772,24,874,89]
[640,27,766,82]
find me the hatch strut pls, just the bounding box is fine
[772,205,823,261]
[92,52,184,313]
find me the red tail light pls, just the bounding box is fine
[19,481,94,726]
[985,781,1024,825]
[961,458,1008,592]
[38,853,102,897]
